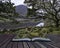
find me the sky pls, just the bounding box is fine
[11,0,25,6]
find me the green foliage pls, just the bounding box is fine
[52,31,60,34]
[0,27,60,38]
[0,2,15,13]
[40,28,48,37]
[0,2,18,22]
[24,0,60,27]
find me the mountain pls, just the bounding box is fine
[15,5,28,16]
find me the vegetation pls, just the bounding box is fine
[24,0,38,16]
[0,27,60,38]
[0,1,18,22]
[24,0,60,27]
[0,0,60,39]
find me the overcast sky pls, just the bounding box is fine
[11,0,25,6]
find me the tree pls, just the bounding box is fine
[24,0,38,16]
[0,1,18,22]
[24,0,60,27]
[38,0,60,27]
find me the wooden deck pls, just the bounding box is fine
[0,34,15,48]
[0,34,60,48]
[1,41,58,48]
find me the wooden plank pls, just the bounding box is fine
[23,42,29,48]
[0,35,10,47]
[0,34,15,48]
[0,34,7,43]
[0,34,15,44]
[0,34,4,38]
[12,42,18,48]
[6,42,13,48]
[35,42,47,48]
[0,39,11,48]
[18,42,23,48]
[44,42,58,48]
[0,36,6,44]
[31,42,41,48]
[27,42,35,48]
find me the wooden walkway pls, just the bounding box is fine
[0,34,59,48]
[1,41,58,48]
[0,34,15,48]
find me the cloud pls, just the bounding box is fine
[11,0,25,6]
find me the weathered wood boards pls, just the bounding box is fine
[0,34,59,48]
[0,34,15,48]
